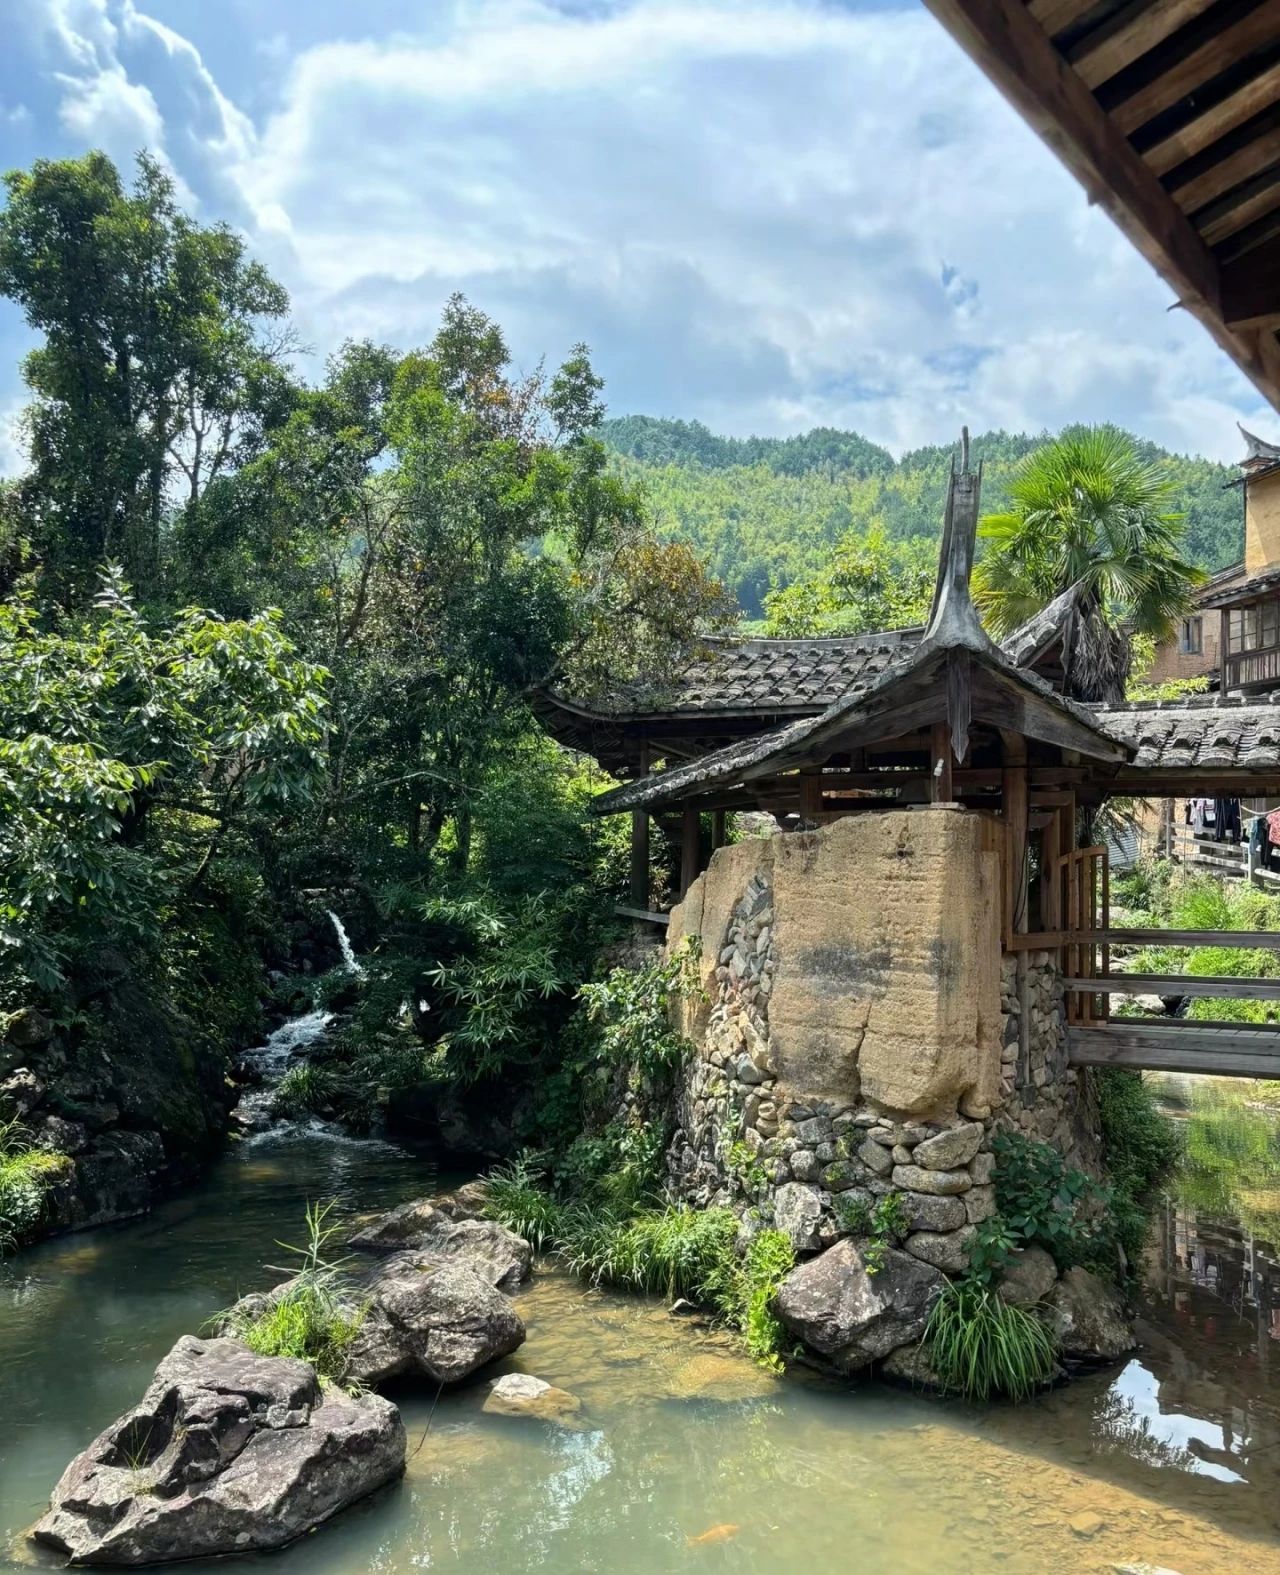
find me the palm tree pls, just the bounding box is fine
[973,427,1205,702]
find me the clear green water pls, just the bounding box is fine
[6,1096,1280,1574]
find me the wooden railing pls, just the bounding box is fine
[1227,644,1280,690]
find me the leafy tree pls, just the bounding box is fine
[0,569,326,991]
[762,523,935,635]
[972,427,1205,700]
[0,151,292,603]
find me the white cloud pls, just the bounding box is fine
[0,0,1272,465]
[0,398,29,478]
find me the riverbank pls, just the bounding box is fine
[5,1107,1280,1573]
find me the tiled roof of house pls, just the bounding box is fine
[1090,695,1280,772]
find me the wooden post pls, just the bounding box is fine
[1220,608,1230,695]
[1001,733,1028,936]
[680,807,701,898]
[711,810,727,851]
[930,722,954,803]
[629,746,650,912]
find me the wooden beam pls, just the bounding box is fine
[614,904,669,927]
[1144,60,1280,177]
[921,0,1280,413]
[931,721,954,802]
[1071,0,1218,91]
[711,809,727,850]
[1111,7,1280,137]
[1068,1023,1280,1077]
[1201,171,1280,247]
[1065,972,1280,997]
[1222,233,1280,328]
[1174,124,1280,218]
[680,807,701,898]
[1084,927,1280,948]
[630,746,650,910]
[1028,0,1101,36]
[1003,732,1029,934]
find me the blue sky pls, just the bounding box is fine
[0,0,1273,475]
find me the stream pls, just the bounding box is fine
[5,1074,1280,1572]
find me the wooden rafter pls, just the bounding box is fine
[923,0,1280,412]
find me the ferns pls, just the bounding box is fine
[924,1280,1058,1403]
[0,1116,70,1254]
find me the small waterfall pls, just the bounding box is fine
[231,1010,333,1131]
[327,910,366,978]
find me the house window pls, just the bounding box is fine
[1228,598,1280,655]
[1178,617,1202,655]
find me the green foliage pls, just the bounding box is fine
[273,1064,337,1119]
[600,418,1238,621]
[0,1116,70,1252]
[577,939,699,1079]
[564,1203,740,1301]
[484,1153,570,1251]
[215,1201,362,1387]
[708,1227,795,1372]
[1177,1081,1280,1244]
[1097,1069,1181,1264]
[988,1128,1115,1273]
[1126,632,1211,702]
[973,428,1205,644]
[763,525,935,636]
[924,1279,1058,1403]
[835,1190,911,1272]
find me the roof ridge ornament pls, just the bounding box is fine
[1238,422,1280,468]
[920,426,998,659]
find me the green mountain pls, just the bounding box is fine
[600,416,1241,620]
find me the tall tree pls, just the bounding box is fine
[972,427,1205,701]
[0,151,291,604]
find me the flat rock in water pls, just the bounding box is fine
[666,1353,776,1402]
[344,1263,526,1387]
[429,1180,491,1221]
[774,1238,945,1372]
[351,1204,531,1289]
[31,1336,404,1566]
[482,1373,582,1424]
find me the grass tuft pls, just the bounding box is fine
[924,1279,1058,1403]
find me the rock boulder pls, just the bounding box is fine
[482,1373,581,1424]
[344,1263,525,1387]
[996,1245,1058,1308]
[32,1336,404,1566]
[351,1203,531,1289]
[1044,1268,1136,1361]
[774,1238,945,1371]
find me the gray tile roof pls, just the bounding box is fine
[570,629,922,717]
[1091,695,1280,771]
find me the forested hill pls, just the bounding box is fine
[600,416,1241,619]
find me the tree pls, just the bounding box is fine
[972,427,1205,701]
[0,151,292,604]
[762,524,936,636]
[0,569,326,991]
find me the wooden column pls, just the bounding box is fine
[711,810,727,850]
[1001,734,1029,936]
[930,722,954,803]
[629,746,650,912]
[680,807,702,898]
[1220,608,1230,694]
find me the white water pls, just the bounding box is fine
[231,1010,333,1131]
[327,910,366,978]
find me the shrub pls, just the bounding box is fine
[576,938,699,1081]
[924,1278,1058,1402]
[484,1153,568,1250]
[708,1226,795,1371]
[990,1129,1114,1271]
[1096,1068,1181,1264]
[0,1116,70,1252]
[273,1063,337,1119]
[214,1201,363,1387]
[562,1204,739,1301]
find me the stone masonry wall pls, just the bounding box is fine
[665,810,1099,1268]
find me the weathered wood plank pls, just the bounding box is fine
[1065,973,1280,997]
[1222,233,1280,328]
[1201,172,1280,247]
[1174,124,1280,217]
[1111,7,1280,137]
[613,905,669,927]
[1068,1027,1280,1078]
[1071,0,1218,90]
[1083,927,1280,948]
[1145,59,1280,177]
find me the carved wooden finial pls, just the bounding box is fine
[960,425,970,473]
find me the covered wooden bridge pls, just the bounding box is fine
[539,439,1280,1082]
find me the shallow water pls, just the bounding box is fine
[5,1095,1280,1573]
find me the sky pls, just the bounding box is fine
[0,0,1274,476]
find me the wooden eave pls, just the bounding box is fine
[923,0,1280,411]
